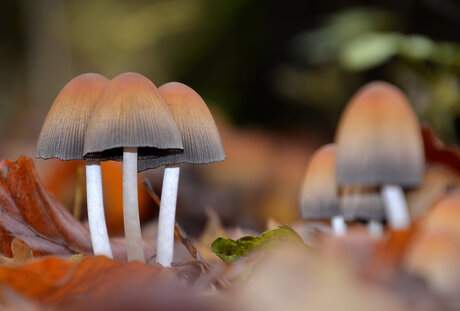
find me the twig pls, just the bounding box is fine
[142,179,210,269]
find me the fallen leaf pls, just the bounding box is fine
[406,164,460,220]
[236,245,408,311]
[0,238,33,267]
[403,232,460,300]
[422,124,460,174]
[0,157,92,257]
[0,256,223,311]
[0,157,153,261]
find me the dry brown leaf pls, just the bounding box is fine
[422,124,460,174]
[0,157,153,261]
[0,238,34,267]
[0,256,222,311]
[0,157,92,256]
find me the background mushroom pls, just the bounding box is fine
[139,82,225,267]
[84,73,183,262]
[340,186,385,236]
[335,81,424,229]
[36,73,113,258]
[299,144,346,236]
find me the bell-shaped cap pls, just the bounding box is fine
[300,144,341,219]
[335,81,424,188]
[83,73,183,161]
[36,73,109,161]
[138,82,225,171]
[340,186,385,221]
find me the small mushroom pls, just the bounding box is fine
[404,191,460,299]
[340,186,385,236]
[36,73,113,258]
[84,73,183,262]
[139,82,225,267]
[300,144,346,236]
[335,81,424,230]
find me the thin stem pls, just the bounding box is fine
[157,166,180,267]
[381,185,410,229]
[331,215,347,236]
[123,147,144,262]
[85,161,113,258]
[367,220,383,237]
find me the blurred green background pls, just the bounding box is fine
[1,0,460,233]
[2,0,460,147]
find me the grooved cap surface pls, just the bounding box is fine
[36,73,109,161]
[138,82,225,171]
[340,186,385,221]
[83,73,183,161]
[300,144,341,219]
[335,81,424,188]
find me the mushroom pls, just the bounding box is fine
[340,186,385,236]
[335,81,424,230]
[36,73,113,258]
[300,144,346,236]
[139,82,225,267]
[84,73,183,262]
[403,191,460,299]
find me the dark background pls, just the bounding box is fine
[1,0,459,233]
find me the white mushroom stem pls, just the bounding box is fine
[367,220,383,237]
[156,166,180,267]
[381,185,410,229]
[123,147,144,262]
[331,215,347,236]
[85,161,113,258]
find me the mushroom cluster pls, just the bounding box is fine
[37,73,225,265]
[300,81,424,236]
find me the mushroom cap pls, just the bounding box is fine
[404,232,460,296]
[340,186,386,221]
[299,144,341,219]
[335,81,424,188]
[420,191,460,237]
[138,82,225,171]
[83,73,183,161]
[36,73,109,161]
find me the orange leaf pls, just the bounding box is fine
[0,256,216,310]
[0,157,153,261]
[422,124,460,174]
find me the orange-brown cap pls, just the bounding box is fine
[420,191,460,238]
[37,73,109,161]
[403,232,460,297]
[299,144,340,219]
[335,81,424,187]
[138,82,225,171]
[83,73,183,161]
[340,186,385,221]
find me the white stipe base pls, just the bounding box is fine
[331,215,347,236]
[156,166,180,267]
[123,147,144,262]
[381,185,410,230]
[367,220,383,237]
[86,162,113,258]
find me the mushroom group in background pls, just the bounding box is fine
[84,73,183,263]
[299,144,346,236]
[341,186,385,236]
[36,73,113,258]
[335,81,424,230]
[139,82,225,267]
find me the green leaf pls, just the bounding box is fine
[211,225,305,263]
[339,33,400,71]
